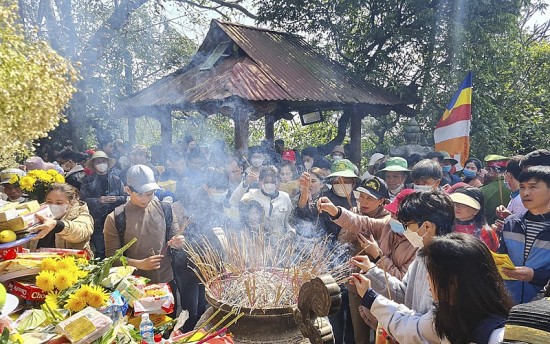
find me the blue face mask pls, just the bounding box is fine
[389,218,405,234]
[442,165,452,174]
[463,169,476,178]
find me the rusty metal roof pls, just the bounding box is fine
[120,20,415,113]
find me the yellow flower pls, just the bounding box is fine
[54,174,65,183]
[8,174,18,184]
[36,271,56,292]
[54,269,76,291]
[74,284,93,300]
[86,285,109,308]
[65,294,87,312]
[47,169,58,176]
[40,257,58,272]
[19,176,36,191]
[57,256,76,270]
[45,291,59,309]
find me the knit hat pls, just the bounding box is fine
[502,297,550,343]
[355,177,389,200]
[379,157,410,172]
[327,159,358,178]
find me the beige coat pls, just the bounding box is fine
[29,201,94,257]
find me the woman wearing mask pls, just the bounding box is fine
[231,165,295,241]
[80,151,126,259]
[462,158,484,187]
[449,187,499,251]
[30,183,94,257]
[320,179,416,344]
[352,233,513,344]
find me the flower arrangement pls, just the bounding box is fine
[9,169,65,203]
[36,238,137,317]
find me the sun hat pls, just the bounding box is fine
[439,151,459,165]
[327,159,358,179]
[0,283,18,316]
[85,151,116,170]
[379,157,410,172]
[355,177,389,200]
[367,153,385,167]
[331,145,346,157]
[385,188,416,214]
[449,187,481,210]
[0,168,26,184]
[126,164,160,194]
[484,154,510,162]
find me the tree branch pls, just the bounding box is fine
[172,0,257,20]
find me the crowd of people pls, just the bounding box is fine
[1,136,549,344]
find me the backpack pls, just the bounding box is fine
[113,201,173,249]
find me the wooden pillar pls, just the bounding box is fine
[128,117,136,145]
[234,110,250,157]
[160,110,172,147]
[265,115,275,141]
[349,107,362,166]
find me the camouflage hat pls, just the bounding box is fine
[327,159,358,178]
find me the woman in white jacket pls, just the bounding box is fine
[230,165,295,240]
[351,233,514,344]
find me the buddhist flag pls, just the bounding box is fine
[434,72,472,170]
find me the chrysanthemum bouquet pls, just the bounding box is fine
[36,238,137,317]
[9,169,65,203]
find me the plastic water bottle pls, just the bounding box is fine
[140,313,155,344]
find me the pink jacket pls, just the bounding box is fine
[334,207,417,280]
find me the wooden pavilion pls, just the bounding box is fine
[118,20,417,163]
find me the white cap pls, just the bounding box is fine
[368,153,384,166]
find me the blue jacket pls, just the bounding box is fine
[497,211,550,304]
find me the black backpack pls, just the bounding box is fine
[113,202,173,249]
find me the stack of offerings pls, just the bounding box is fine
[0,201,53,246]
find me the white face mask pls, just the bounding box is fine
[413,184,432,192]
[263,183,277,195]
[95,163,108,173]
[389,183,405,195]
[304,161,313,171]
[49,204,68,219]
[251,157,264,167]
[332,155,343,161]
[403,225,427,248]
[333,183,353,198]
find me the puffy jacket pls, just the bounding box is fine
[498,211,550,304]
[30,201,94,257]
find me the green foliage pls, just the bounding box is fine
[0,0,77,167]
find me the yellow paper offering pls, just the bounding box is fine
[491,251,517,280]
